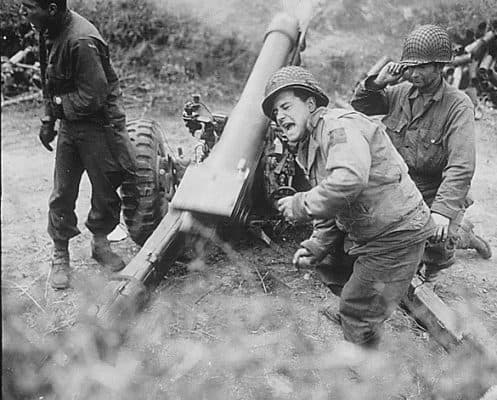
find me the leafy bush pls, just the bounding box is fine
[1,0,254,80]
[0,0,36,56]
[412,0,497,37]
[319,0,497,39]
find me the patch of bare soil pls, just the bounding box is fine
[2,102,497,399]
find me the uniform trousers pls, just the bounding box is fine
[317,229,428,347]
[48,120,124,242]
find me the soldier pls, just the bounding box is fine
[20,0,136,289]
[351,24,492,282]
[262,66,435,348]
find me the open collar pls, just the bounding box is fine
[306,106,328,132]
[408,78,444,103]
[297,107,327,174]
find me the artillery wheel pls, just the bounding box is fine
[121,119,171,246]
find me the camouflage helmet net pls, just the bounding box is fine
[400,24,452,66]
[262,66,329,120]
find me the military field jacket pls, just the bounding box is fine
[45,10,135,173]
[46,10,125,126]
[291,107,431,244]
[351,78,475,221]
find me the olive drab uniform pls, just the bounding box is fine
[351,76,478,273]
[44,10,135,242]
[290,106,435,346]
[351,23,491,274]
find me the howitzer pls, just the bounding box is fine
[97,12,303,324]
[171,12,300,220]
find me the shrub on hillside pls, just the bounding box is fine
[0,0,36,56]
[316,0,497,40]
[413,0,497,35]
[1,0,254,81]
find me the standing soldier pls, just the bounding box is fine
[351,24,492,281]
[262,66,435,348]
[20,0,136,289]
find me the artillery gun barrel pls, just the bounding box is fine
[171,13,300,221]
[97,13,300,325]
[96,210,187,323]
[206,13,299,173]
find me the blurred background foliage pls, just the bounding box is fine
[1,0,496,109]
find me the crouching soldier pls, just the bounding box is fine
[262,66,435,348]
[351,25,491,282]
[20,0,136,289]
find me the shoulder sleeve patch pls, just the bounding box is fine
[328,127,347,146]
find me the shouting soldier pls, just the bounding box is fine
[20,0,136,289]
[262,66,435,348]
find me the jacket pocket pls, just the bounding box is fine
[416,128,445,174]
[47,63,73,94]
[382,115,406,151]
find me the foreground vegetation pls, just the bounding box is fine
[2,1,497,399]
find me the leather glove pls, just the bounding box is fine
[39,118,57,151]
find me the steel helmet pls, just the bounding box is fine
[400,24,452,66]
[262,66,329,120]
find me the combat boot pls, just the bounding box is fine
[91,234,125,271]
[457,220,492,259]
[469,234,492,259]
[51,241,70,289]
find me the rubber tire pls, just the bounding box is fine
[121,119,168,246]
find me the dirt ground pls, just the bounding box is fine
[2,97,497,399]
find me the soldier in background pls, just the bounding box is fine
[262,66,435,348]
[351,24,492,282]
[20,0,136,289]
